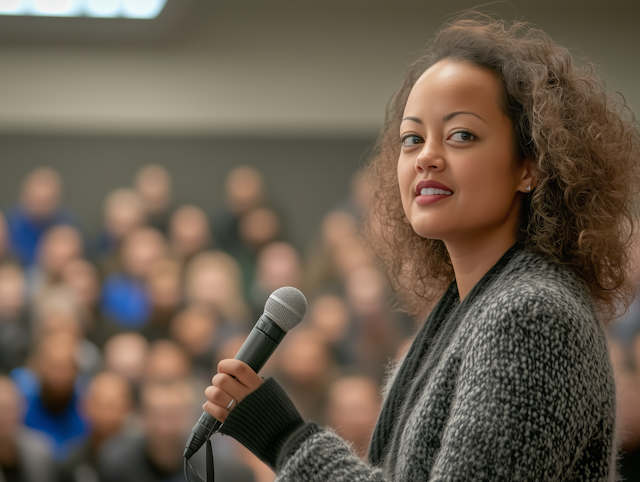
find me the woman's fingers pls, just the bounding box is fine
[217,359,264,391]
[204,385,235,410]
[202,360,264,422]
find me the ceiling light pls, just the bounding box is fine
[0,0,168,18]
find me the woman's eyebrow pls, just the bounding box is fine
[443,111,486,123]
[401,116,423,124]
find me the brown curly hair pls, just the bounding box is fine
[367,13,640,321]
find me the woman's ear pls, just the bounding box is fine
[518,159,538,193]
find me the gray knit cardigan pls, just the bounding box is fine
[275,249,618,481]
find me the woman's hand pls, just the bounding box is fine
[203,359,264,422]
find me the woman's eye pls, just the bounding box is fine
[449,131,476,142]
[401,134,424,147]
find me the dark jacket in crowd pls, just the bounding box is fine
[0,428,56,482]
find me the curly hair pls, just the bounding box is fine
[367,13,640,321]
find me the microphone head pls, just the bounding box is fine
[264,287,307,332]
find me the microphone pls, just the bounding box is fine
[183,286,307,460]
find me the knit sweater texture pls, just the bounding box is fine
[222,247,618,481]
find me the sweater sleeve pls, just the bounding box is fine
[427,290,616,481]
[219,377,387,481]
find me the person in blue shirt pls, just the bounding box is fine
[5,168,76,267]
[101,227,167,330]
[12,333,89,461]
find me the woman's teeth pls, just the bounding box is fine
[421,188,452,196]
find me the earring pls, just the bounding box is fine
[526,185,531,191]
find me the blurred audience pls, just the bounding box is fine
[235,206,282,300]
[275,328,338,424]
[96,189,146,274]
[5,168,74,266]
[609,336,640,479]
[144,340,191,382]
[143,257,183,341]
[101,227,166,329]
[99,378,254,482]
[325,375,381,460]
[168,205,211,266]
[103,333,149,387]
[308,294,354,366]
[214,166,265,253]
[58,372,133,482]
[345,265,410,382]
[60,258,118,349]
[170,305,219,382]
[305,210,369,296]
[0,376,56,482]
[185,250,251,327]
[34,288,102,376]
[28,225,83,302]
[0,211,15,265]
[134,165,173,235]
[250,242,303,315]
[12,333,89,461]
[0,263,30,373]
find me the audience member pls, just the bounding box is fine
[168,205,211,266]
[0,211,15,265]
[308,294,354,366]
[250,242,302,316]
[305,210,368,295]
[101,227,166,329]
[185,250,251,327]
[61,259,118,349]
[234,206,282,300]
[143,257,183,341]
[58,372,133,482]
[34,288,102,376]
[344,265,407,382]
[13,333,89,461]
[96,189,146,274]
[214,166,265,253]
[103,333,149,387]
[275,328,337,424]
[134,165,173,234]
[170,305,218,382]
[0,376,56,482]
[347,169,374,220]
[5,168,75,266]
[99,378,254,482]
[610,336,640,479]
[144,340,191,382]
[28,225,83,302]
[325,375,381,460]
[0,263,30,373]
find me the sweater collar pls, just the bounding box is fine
[452,241,524,309]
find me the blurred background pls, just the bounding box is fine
[0,1,639,481]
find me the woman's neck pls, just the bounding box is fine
[445,229,517,302]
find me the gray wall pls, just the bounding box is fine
[0,0,637,136]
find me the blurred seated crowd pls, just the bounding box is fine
[0,164,416,482]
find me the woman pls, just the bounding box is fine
[202,15,640,481]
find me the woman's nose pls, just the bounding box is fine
[415,141,445,173]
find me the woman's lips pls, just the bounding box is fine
[415,180,453,205]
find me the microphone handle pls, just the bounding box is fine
[184,315,286,459]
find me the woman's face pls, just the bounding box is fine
[398,59,529,245]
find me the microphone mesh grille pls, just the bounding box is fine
[264,287,307,332]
